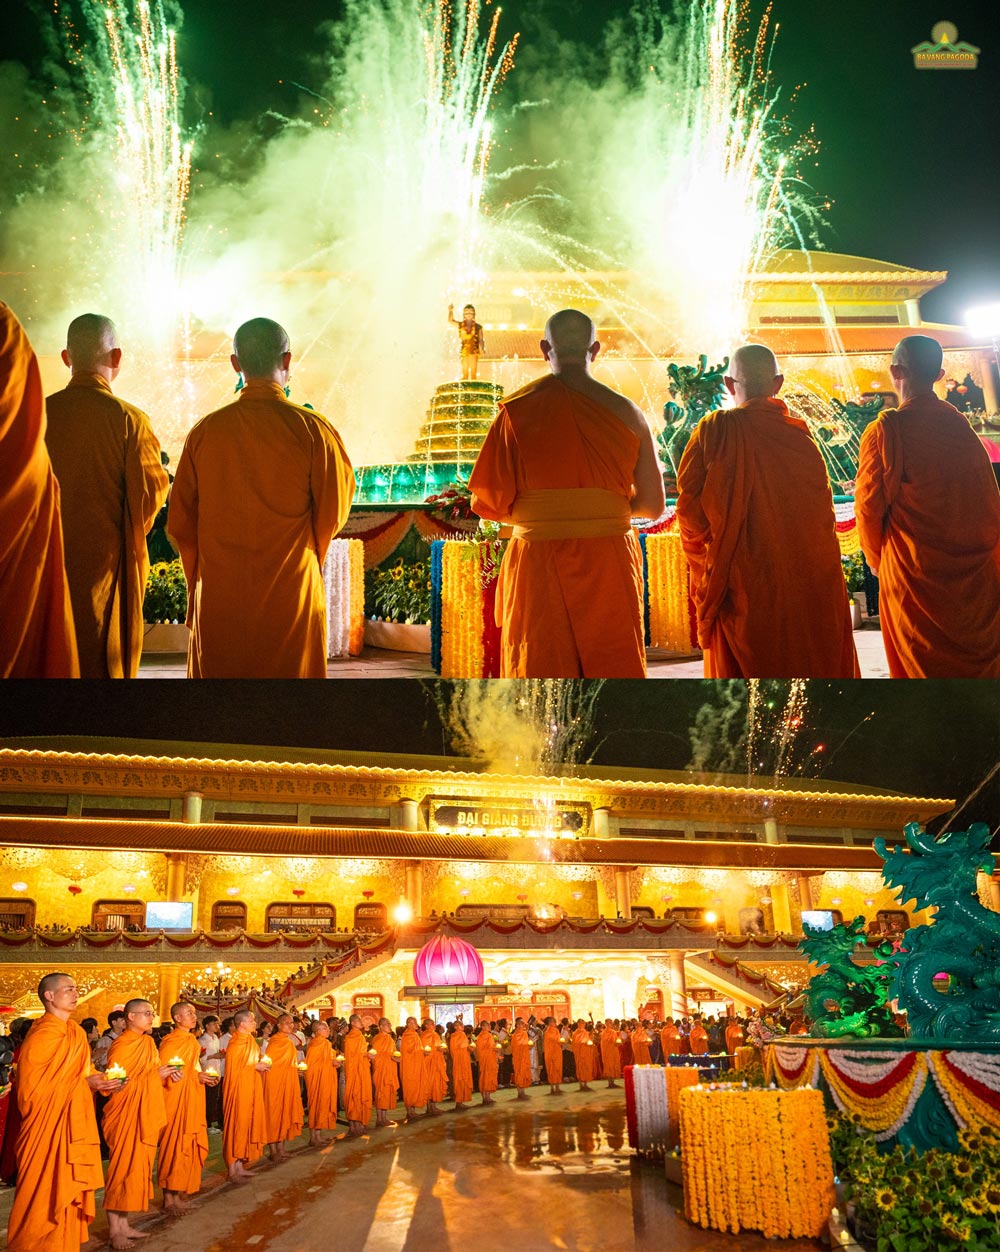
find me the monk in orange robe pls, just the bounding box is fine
[372,1018,400,1127]
[342,1015,373,1137]
[45,314,169,678]
[511,1019,533,1099]
[0,303,78,677]
[542,1018,564,1094]
[7,973,114,1252]
[660,1019,681,1057]
[398,1017,426,1121]
[168,317,355,678]
[725,1017,745,1056]
[103,999,171,1249]
[157,1002,212,1212]
[689,1018,709,1055]
[600,1021,623,1087]
[855,334,1000,677]
[470,308,665,678]
[222,1009,269,1183]
[571,1021,595,1091]
[304,1019,339,1145]
[420,1021,448,1111]
[677,344,860,679]
[262,1013,303,1160]
[475,1024,499,1104]
[449,1024,473,1110]
[631,1022,652,1065]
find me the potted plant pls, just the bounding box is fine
[842,552,866,627]
[364,558,432,653]
[142,560,190,653]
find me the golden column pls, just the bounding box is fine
[770,882,793,934]
[668,951,687,1018]
[613,867,633,920]
[404,861,423,920]
[158,794,200,1021]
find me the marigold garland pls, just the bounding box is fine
[679,1085,833,1238]
[928,1051,1000,1132]
[665,1065,700,1127]
[817,1049,927,1141]
[645,529,696,652]
[323,538,365,658]
[440,540,486,677]
[767,1044,821,1090]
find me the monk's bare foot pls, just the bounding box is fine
[579,1084,591,1091]
[163,1194,190,1214]
[454,1103,468,1112]
[607,1080,618,1088]
[516,1091,529,1100]
[110,1237,135,1250]
[426,1107,442,1117]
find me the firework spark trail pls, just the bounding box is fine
[77,0,193,354]
[436,679,604,776]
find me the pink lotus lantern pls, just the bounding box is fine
[413,935,484,986]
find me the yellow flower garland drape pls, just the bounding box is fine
[665,1066,700,1127]
[645,530,696,653]
[679,1085,834,1238]
[440,541,486,677]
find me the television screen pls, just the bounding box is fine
[145,901,194,931]
[801,909,836,932]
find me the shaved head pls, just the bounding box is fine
[233,317,291,378]
[37,971,72,1005]
[349,1013,362,1028]
[892,335,944,386]
[65,314,118,370]
[544,308,597,362]
[233,1008,254,1029]
[728,344,781,399]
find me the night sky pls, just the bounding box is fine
[3,0,998,323]
[2,681,998,834]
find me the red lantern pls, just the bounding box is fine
[68,884,83,895]
[292,888,305,899]
[413,935,484,986]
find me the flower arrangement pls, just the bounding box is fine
[143,560,188,623]
[365,559,432,625]
[425,480,475,523]
[830,1114,1000,1251]
[746,1015,786,1050]
[842,551,866,593]
[646,529,694,651]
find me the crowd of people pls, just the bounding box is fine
[0,971,793,1250]
[3,297,997,681]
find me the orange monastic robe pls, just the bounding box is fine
[660,1023,681,1056]
[600,1028,623,1079]
[470,375,646,678]
[855,394,1000,677]
[511,1025,533,1090]
[725,1021,745,1055]
[572,1027,596,1083]
[475,1029,499,1094]
[543,1024,563,1084]
[157,1028,208,1195]
[677,397,860,679]
[631,1028,652,1065]
[0,303,78,677]
[7,1016,102,1252]
[222,1032,266,1168]
[420,1027,448,1103]
[372,1033,400,1112]
[449,1030,473,1103]
[342,1028,373,1124]
[102,1032,167,1213]
[689,1024,709,1055]
[304,1036,338,1131]
[399,1025,426,1109]
[45,374,168,678]
[262,1032,303,1144]
[168,379,355,677]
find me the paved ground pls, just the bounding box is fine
[139,621,889,678]
[0,1089,823,1252]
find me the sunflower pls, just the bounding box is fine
[875,1189,897,1212]
[984,1187,1000,1214]
[961,1196,987,1216]
[958,1129,983,1153]
[953,1157,974,1178]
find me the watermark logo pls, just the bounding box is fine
[911,21,980,69]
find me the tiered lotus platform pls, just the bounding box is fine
[354,379,503,504]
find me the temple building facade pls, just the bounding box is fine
[0,737,974,1030]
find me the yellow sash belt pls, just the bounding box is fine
[509,488,632,541]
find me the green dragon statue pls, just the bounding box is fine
[812,395,885,490]
[800,915,903,1038]
[873,821,1000,1041]
[659,355,729,480]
